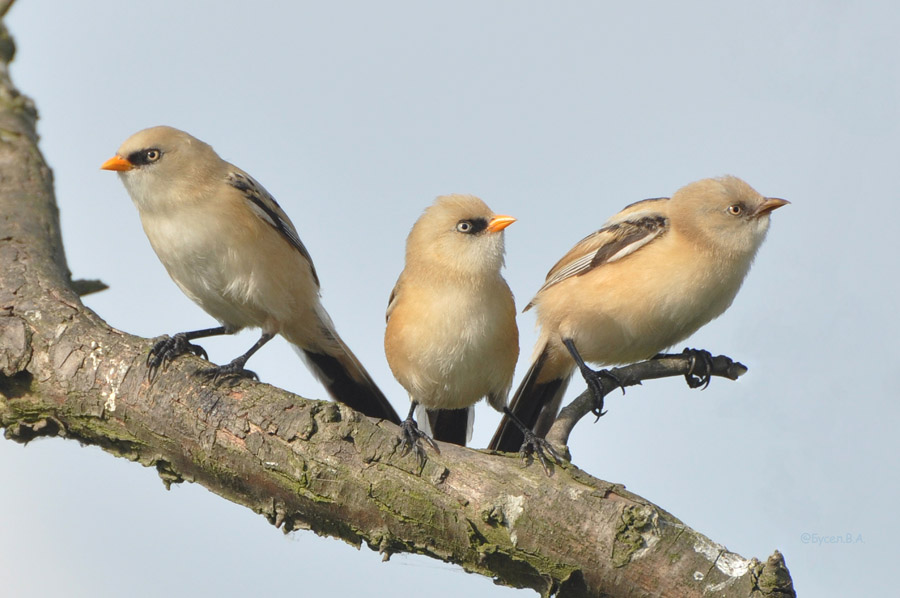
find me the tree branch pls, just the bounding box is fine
[546,354,748,450]
[0,9,794,597]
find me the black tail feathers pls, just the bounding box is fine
[425,407,472,446]
[488,347,570,453]
[301,349,401,425]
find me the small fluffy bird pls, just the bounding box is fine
[384,194,521,456]
[101,126,400,424]
[490,176,788,453]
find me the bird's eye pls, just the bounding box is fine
[145,149,161,162]
[727,204,743,216]
[456,220,472,233]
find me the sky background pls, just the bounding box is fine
[2,2,897,596]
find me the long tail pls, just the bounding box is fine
[421,406,473,447]
[294,324,401,424]
[488,343,572,452]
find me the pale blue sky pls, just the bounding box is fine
[2,2,897,596]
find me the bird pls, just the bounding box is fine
[384,194,531,461]
[489,176,788,454]
[100,125,400,424]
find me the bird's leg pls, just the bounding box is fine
[502,407,565,475]
[563,338,623,419]
[398,401,440,467]
[147,326,228,382]
[680,347,714,389]
[199,332,275,385]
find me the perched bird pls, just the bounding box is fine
[490,176,788,453]
[101,126,400,424]
[385,194,534,459]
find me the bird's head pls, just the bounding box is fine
[670,175,788,259]
[101,126,224,212]
[405,194,515,280]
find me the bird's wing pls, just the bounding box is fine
[525,200,670,310]
[227,171,320,287]
[385,275,403,323]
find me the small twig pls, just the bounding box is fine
[0,2,14,21]
[70,278,109,296]
[545,353,747,449]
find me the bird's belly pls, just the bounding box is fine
[143,214,317,333]
[408,339,506,410]
[548,253,741,365]
[390,292,514,410]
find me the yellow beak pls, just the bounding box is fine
[486,214,516,233]
[100,155,134,171]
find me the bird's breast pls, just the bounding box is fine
[385,280,517,408]
[536,237,750,365]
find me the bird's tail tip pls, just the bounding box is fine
[297,346,401,425]
[422,405,473,447]
[488,345,570,452]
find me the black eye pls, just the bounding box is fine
[727,204,743,216]
[145,149,161,162]
[456,220,473,233]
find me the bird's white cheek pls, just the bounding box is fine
[120,171,168,214]
[119,172,147,208]
[742,216,771,251]
[470,235,506,272]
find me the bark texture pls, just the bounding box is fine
[0,6,794,597]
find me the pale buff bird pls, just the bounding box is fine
[385,194,527,459]
[490,176,787,453]
[102,126,399,424]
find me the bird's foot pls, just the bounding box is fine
[681,348,713,389]
[578,366,623,420]
[198,359,259,386]
[562,338,623,420]
[398,417,439,467]
[147,333,208,382]
[518,429,565,476]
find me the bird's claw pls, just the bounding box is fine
[518,430,564,476]
[147,334,208,382]
[682,348,713,389]
[398,418,439,467]
[198,361,259,386]
[580,367,622,420]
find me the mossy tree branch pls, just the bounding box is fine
[0,7,794,597]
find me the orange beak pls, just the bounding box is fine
[486,214,516,233]
[100,155,134,171]
[754,197,790,217]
